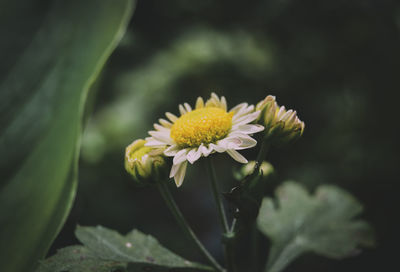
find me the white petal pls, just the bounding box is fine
[173,161,188,187]
[224,137,243,149]
[221,133,257,150]
[233,111,260,127]
[170,162,181,177]
[159,118,173,128]
[230,103,248,114]
[211,92,219,101]
[186,148,202,164]
[199,144,213,157]
[286,111,297,125]
[227,149,248,163]
[232,105,255,121]
[154,123,169,131]
[209,93,224,109]
[220,96,227,111]
[233,105,255,119]
[149,130,174,144]
[235,136,257,149]
[277,106,286,119]
[164,145,180,156]
[233,124,264,134]
[281,109,293,122]
[179,104,187,115]
[214,139,229,150]
[145,137,167,147]
[166,112,178,122]
[195,97,204,109]
[206,93,220,107]
[173,149,189,165]
[205,146,215,156]
[210,143,226,153]
[184,103,192,112]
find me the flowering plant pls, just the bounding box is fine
[37,93,374,272]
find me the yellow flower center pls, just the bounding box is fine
[170,107,233,148]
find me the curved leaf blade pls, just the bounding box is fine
[0,0,134,271]
[75,226,212,271]
[36,246,128,272]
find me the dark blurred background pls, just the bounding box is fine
[52,0,400,271]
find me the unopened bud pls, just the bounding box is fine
[236,161,274,180]
[124,139,166,186]
[256,95,305,146]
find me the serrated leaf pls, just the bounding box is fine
[36,246,127,272]
[0,1,134,271]
[257,182,375,272]
[76,226,212,271]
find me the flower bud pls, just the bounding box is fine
[256,95,305,146]
[237,161,274,180]
[243,161,274,177]
[124,139,166,186]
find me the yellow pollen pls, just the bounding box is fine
[171,107,233,148]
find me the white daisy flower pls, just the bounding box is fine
[145,93,264,187]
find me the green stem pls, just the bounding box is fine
[224,239,237,272]
[206,158,237,272]
[230,217,237,233]
[157,181,225,272]
[252,137,270,271]
[256,138,270,167]
[251,224,260,272]
[206,159,229,233]
[231,137,270,234]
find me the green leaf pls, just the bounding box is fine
[0,1,134,271]
[76,226,212,271]
[36,246,127,272]
[257,182,375,272]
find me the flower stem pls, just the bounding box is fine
[206,158,230,233]
[206,158,237,272]
[251,224,260,272]
[230,217,237,233]
[252,137,271,271]
[157,180,225,272]
[256,137,270,167]
[224,238,237,272]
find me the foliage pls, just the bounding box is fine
[257,182,375,272]
[0,0,134,271]
[36,226,212,272]
[36,246,127,272]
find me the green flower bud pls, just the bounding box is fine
[124,139,166,186]
[242,161,274,177]
[256,95,305,146]
[236,161,274,180]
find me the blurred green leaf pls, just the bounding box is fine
[36,246,127,272]
[0,0,134,271]
[257,182,375,272]
[75,226,212,271]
